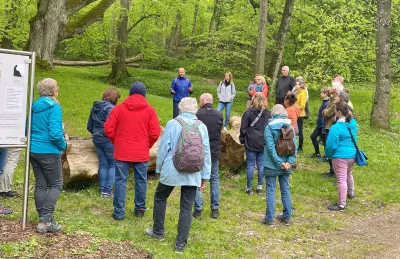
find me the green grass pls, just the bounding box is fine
[1,66,400,258]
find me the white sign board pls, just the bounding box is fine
[0,53,30,145]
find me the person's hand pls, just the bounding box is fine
[170,88,176,94]
[199,179,206,191]
[188,87,193,92]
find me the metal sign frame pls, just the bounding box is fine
[0,48,36,228]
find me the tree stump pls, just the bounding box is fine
[219,116,245,172]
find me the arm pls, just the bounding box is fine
[188,79,193,94]
[86,109,93,134]
[324,125,339,158]
[104,108,118,142]
[49,106,66,151]
[239,111,250,145]
[262,83,268,98]
[265,126,284,168]
[249,85,256,97]
[297,92,306,111]
[247,83,253,94]
[170,79,176,94]
[148,108,161,148]
[287,130,297,165]
[217,82,222,101]
[323,102,336,118]
[231,83,236,100]
[156,120,173,173]
[200,124,211,180]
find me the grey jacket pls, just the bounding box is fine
[217,81,236,103]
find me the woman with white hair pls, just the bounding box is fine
[30,78,66,233]
[145,97,211,254]
[261,104,296,227]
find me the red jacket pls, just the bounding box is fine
[249,83,269,107]
[104,94,161,162]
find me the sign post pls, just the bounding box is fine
[0,48,36,228]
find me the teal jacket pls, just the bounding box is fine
[30,96,66,154]
[264,116,297,176]
[325,118,358,159]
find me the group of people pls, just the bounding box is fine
[0,66,360,254]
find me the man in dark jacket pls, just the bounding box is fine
[193,93,223,219]
[171,68,193,118]
[275,66,295,105]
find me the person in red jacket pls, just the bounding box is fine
[105,82,161,220]
[249,75,269,107]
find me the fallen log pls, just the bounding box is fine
[53,54,143,66]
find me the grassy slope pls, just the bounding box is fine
[1,66,400,258]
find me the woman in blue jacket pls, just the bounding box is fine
[262,104,296,226]
[87,88,120,198]
[325,102,358,211]
[30,78,66,233]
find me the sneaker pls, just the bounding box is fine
[0,190,19,197]
[276,215,291,226]
[134,209,145,218]
[112,214,124,221]
[37,220,62,233]
[101,193,113,199]
[260,218,274,227]
[211,209,219,219]
[145,228,165,241]
[0,205,12,215]
[246,189,253,195]
[328,204,346,211]
[223,127,227,131]
[347,193,355,199]
[193,210,202,219]
[256,189,262,194]
[309,153,321,158]
[175,245,185,254]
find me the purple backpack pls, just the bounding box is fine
[173,118,205,173]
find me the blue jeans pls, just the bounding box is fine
[217,102,233,127]
[94,141,116,194]
[265,174,292,222]
[0,148,8,176]
[113,161,148,219]
[246,150,264,190]
[194,159,220,211]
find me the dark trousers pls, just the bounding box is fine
[30,153,63,223]
[152,182,197,247]
[325,129,334,174]
[173,102,180,119]
[310,127,325,154]
[297,117,304,149]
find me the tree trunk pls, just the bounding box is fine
[254,0,268,75]
[209,0,222,35]
[53,55,142,66]
[266,0,294,90]
[28,0,67,65]
[371,0,392,129]
[192,0,200,35]
[168,11,182,54]
[109,0,130,83]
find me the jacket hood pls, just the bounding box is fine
[93,100,111,114]
[337,118,357,130]
[32,96,58,113]
[122,94,148,111]
[268,116,292,129]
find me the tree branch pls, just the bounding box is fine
[65,0,98,16]
[60,0,116,41]
[53,54,143,66]
[128,14,159,33]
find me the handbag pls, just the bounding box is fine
[347,128,368,166]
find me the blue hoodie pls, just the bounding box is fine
[171,77,193,103]
[325,118,358,159]
[31,96,66,154]
[87,100,114,144]
[264,116,297,176]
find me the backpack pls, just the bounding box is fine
[273,125,296,156]
[173,118,204,173]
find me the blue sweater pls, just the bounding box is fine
[325,118,358,159]
[317,98,330,128]
[87,100,114,144]
[264,117,297,176]
[30,96,66,154]
[171,77,193,103]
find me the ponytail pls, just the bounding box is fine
[345,110,353,123]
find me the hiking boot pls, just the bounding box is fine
[0,190,19,197]
[37,220,62,233]
[327,204,346,211]
[175,245,185,254]
[347,193,355,199]
[246,189,253,195]
[193,210,202,219]
[276,215,291,226]
[145,228,165,241]
[0,205,12,215]
[211,209,219,219]
[134,208,145,218]
[260,218,274,227]
[309,153,321,158]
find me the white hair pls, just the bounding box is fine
[271,104,288,117]
[37,78,58,96]
[282,66,289,71]
[200,93,213,104]
[331,81,343,92]
[179,97,198,114]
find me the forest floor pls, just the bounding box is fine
[1,204,399,258]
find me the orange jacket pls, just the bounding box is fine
[249,83,269,107]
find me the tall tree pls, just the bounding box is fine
[371,0,392,129]
[192,0,200,35]
[209,0,223,35]
[267,0,294,89]
[168,11,182,54]
[28,0,116,66]
[254,0,268,74]
[0,0,21,49]
[109,0,130,82]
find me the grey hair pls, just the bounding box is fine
[335,75,344,84]
[282,66,289,71]
[338,91,349,103]
[179,97,198,114]
[271,104,288,117]
[200,93,213,104]
[331,81,343,92]
[37,78,58,96]
[295,76,306,89]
